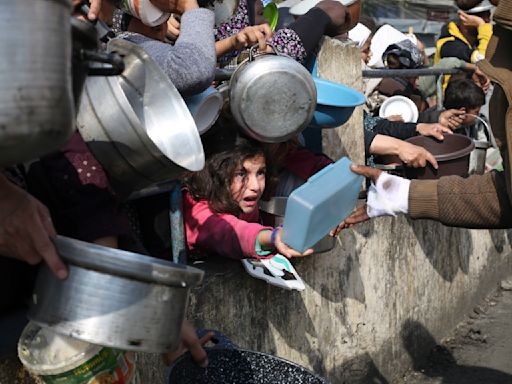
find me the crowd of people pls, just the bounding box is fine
[1,0,512,371]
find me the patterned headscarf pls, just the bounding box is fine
[382,39,423,69]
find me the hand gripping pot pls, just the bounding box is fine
[77,39,204,197]
[28,236,204,353]
[229,44,317,143]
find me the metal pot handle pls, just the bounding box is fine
[82,50,125,76]
[248,42,281,61]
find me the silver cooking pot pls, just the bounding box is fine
[28,236,204,353]
[229,45,317,143]
[0,0,75,166]
[77,39,204,197]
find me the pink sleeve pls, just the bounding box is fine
[283,147,333,180]
[183,192,272,259]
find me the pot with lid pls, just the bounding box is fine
[28,236,204,353]
[229,45,317,143]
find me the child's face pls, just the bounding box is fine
[360,37,372,64]
[230,155,266,214]
[462,106,481,125]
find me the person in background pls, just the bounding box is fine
[116,0,216,95]
[215,0,355,65]
[331,0,512,233]
[435,0,493,65]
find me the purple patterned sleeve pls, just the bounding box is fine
[271,28,307,63]
[215,0,306,64]
[214,0,249,41]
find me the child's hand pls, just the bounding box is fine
[416,123,453,141]
[273,226,314,258]
[232,24,273,52]
[458,10,485,28]
[439,109,466,130]
[166,14,181,42]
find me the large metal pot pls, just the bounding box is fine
[0,0,75,166]
[229,45,317,143]
[77,39,204,197]
[28,236,204,353]
[167,330,329,383]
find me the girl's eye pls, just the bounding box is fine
[235,171,246,179]
[257,169,266,177]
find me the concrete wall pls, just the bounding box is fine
[134,38,512,383]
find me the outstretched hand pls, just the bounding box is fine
[274,226,314,258]
[163,320,214,367]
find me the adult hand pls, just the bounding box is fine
[166,14,181,42]
[458,10,485,28]
[416,123,452,140]
[72,0,102,20]
[398,141,438,169]
[439,109,466,130]
[163,320,214,367]
[315,0,351,37]
[232,24,273,52]
[473,66,491,93]
[274,227,314,258]
[329,164,382,236]
[0,175,67,279]
[149,0,199,14]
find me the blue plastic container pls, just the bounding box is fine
[281,157,363,252]
[310,78,366,128]
[305,55,366,129]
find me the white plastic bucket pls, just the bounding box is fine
[18,322,135,384]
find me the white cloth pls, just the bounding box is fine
[348,23,371,48]
[367,172,411,218]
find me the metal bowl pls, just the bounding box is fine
[28,236,204,353]
[229,47,317,143]
[77,39,204,197]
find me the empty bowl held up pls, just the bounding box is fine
[310,77,365,129]
[184,86,224,135]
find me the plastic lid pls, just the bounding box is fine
[18,322,100,376]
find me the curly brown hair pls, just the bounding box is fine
[185,132,273,216]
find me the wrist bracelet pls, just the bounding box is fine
[270,225,282,249]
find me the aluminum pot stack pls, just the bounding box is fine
[28,236,204,353]
[77,39,204,197]
[0,0,75,166]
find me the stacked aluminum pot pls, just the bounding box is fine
[0,0,75,166]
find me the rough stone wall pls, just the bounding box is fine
[134,38,512,383]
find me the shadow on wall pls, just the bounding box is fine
[401,319,512,384]
[409,219,473,281]
[293,224,367,305]
[328,352,389,384]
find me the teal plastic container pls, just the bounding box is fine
[281,157,363,252]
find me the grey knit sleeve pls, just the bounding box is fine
[126,9,216,96]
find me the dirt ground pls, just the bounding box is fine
[400,281,512,384]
